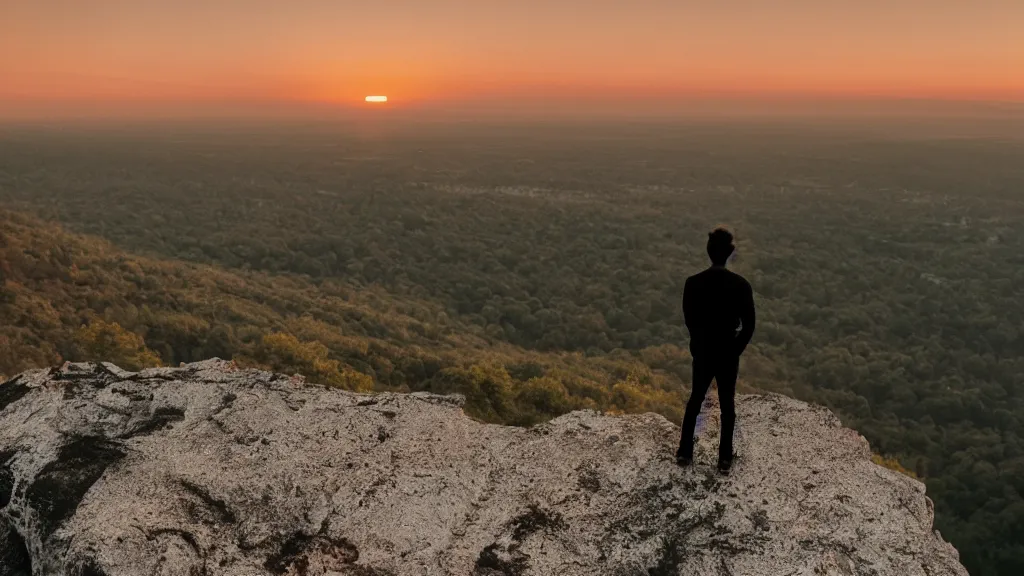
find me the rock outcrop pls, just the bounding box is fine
[0,360,967,576]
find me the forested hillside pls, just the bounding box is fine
[0,209,695,426]
[1,124,1022,574]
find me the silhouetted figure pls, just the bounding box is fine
[677,228,755,475]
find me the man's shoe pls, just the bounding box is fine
[717,457,733,475]
[676,455,693,467]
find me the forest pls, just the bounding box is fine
[0,122,1022,575]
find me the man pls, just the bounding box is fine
[677,227,755,475]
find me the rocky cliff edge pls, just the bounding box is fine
[0,359,967,576]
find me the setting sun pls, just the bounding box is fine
[365,96,388,103]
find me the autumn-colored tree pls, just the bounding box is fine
[254,332,373,392]
[75,320,162,371]
[872,454,919,480]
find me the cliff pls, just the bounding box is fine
[0,360,967,576]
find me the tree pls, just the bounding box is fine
[75,320,162,371]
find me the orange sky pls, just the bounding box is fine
[1,0,1021,116]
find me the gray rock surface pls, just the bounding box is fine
[0,359,967,576]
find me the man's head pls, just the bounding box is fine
[707,227,735,266]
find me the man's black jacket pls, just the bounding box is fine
[682,266,756,359]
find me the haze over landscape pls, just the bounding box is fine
[2,0,1022,119]
[1,2,1023,576]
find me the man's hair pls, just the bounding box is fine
[707,227,735,265]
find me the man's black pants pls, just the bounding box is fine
[677,354,739,463]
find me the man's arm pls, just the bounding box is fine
[682,278,696,333]
[736,282,756,356]
[683,277,706,357]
